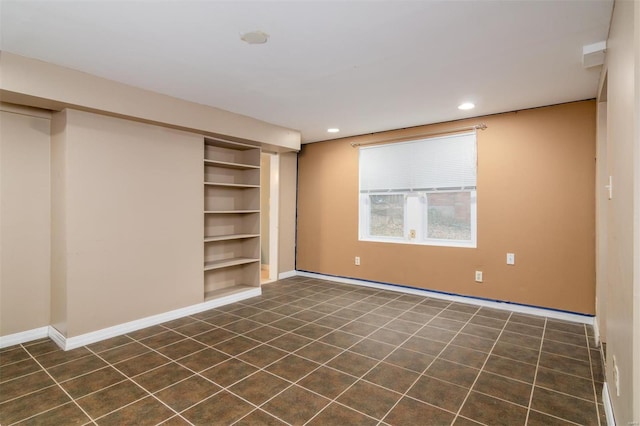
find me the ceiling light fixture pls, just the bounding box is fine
[327,128,340,133]
[240,30,269,44]
[458,102,475,110]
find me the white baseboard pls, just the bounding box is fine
[0,326,49,349]
[278,270,297,279]
[602,382,616,426]
[295,271,594,325]
[26,287,261,351]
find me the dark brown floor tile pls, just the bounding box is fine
[527,409,577,425]
[311,304,344,316]
[96,396,174,425]
[214,335,259,356]
[192,327,235,346]
[237,344,288,368]
[414,326,455,343]
[401,336,447,356]
[469,315,506,329]
[271,317,306,332]
[229,371,290,405]
[308,402,378,426]
[358,312,394,327]
[546,319,585,335]
[158,415,192,425]
[372,305,404,318]
[535,367,596,401]
[243,325,287,343]
[426,359,480,388]
[449,303,480,314]
[504,321,544,338]
[546,329,588,347]
[22,340,61,357]
[397,311,433,325]
[48,354,108,382]
[452,333,496,353]
[410,304,444,316]
[591,352,604,382]
[492,341,539,365]
[203,312,242,326]
[337,380,401,420]
[319,330,363,349]
[383,319,424,334]
[235,409,288,426]
[76,380,147,419]
[472,371,531,406]
[509,313,545,327]
[87,335,134,353]
[408,374,467,412]
[229,306,263,318]
[155,375,220,412]
[133,362,193,393]
[0,371,55,404]
[339,321,379,337]
[223,319,263,334]
[542,339,590,362]
[201,358,258,387]
[350,338,396,360]
[269,333,313,352]
[476,307,511,320]
[127,325,168,340]
[484,355,536,383]
[498,331,542,350]
[368,328,411,346]
[0,385,71,424]
[173,320,214,337]
[295,342,343,363]
[363,362,419,393]
[384,299,417,310]
[100,342,150,364]
[263,385,331,425]
[292,323,333,339]
[531,386,599,425]
[35,347,91,369]
[177,348,229,372]
[290,298,320,309]
[429,317,466,332]
[385,347,435,373]
[453,415,485,425]
[60,367,126,399]
[384,395,455,426]
[19,401,91,426]
[538,351,592,379]
[460,391,527,426]
[266,354,319,382]
[438,309,473,322]
[114,351,169,377]
[440,345,488,369]
[271,304,304,316]
[1,347,31,366]
[314,314,351,328]
[160,316,197,329]
[155,338,207,360]
[139,331,190,350]
[298,366,357,398]
[0,357,41,383]
[291,310,326,323]
[327,351,378,377]
[461,323,501,340]
[182,391,253,425]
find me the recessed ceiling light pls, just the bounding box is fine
[327,128,340,133]
[458,102,475,110]
[240,31,269,44]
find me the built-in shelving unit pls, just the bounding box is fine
[204,137,261,301]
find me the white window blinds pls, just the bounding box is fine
[359,132,477,192]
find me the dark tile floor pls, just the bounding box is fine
[0,277,605,425]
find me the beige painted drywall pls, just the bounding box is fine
[596,100,608,343]
[261,154,271,265]
[0,105,51,336]
[51,109,204,337]
[278,152,298,274]
[599,0,640,423]
[0,51,301,151]
[297,101,596,314]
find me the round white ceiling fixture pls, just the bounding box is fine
[327,128,340,133]
[458,102,475,110]
[240,31,269,44]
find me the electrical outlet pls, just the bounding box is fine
[507,253,515,265]
[355,256,360,266]
[409,229,416,239]
[475,271,483,282]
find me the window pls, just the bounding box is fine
[359,132,477,248]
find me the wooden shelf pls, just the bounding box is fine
[204,182,260,188]
[204,257,260,271]
[204,210,260,214]
[204,285,257,302]
[204,234,259,242]
[204,159,259,170]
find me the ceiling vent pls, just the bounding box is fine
[582,41,606,68]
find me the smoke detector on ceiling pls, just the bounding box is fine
[240,31,269,45]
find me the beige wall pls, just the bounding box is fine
[0,105,51,335]
[278,152,298,274]
[0,51,301,151]
[297,101,596,314]
[51,109,204,337]
[599,0,640,423]
[260,154,271,265]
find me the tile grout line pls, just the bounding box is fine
[523,316,548,425]
[585,323,603,426]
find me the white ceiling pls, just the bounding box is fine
[0,1,613,143]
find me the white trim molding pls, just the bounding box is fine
[278,270,297,280]
[602,382,616,426]
[295,271,594,324]
[47,287,261,351]
[0,326,49,349]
